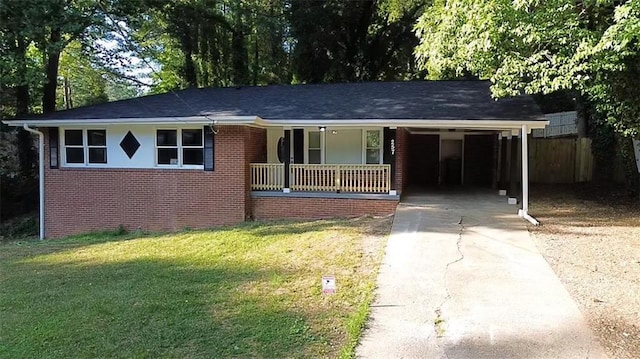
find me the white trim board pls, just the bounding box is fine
[5,116,549,130]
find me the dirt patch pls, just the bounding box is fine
[528,184,640,359]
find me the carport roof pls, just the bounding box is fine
[4,80,546,126]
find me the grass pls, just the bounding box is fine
[0,217,392,358]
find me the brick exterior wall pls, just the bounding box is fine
[43,126,254,238]
[42,125,398,239]
[252,196,398,220]
[395,128,409,193]
[244,127,267,219]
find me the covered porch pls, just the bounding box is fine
[250,126,399,196]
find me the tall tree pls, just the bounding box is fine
[290,0,426,83]
[415,0,640,190]
[56,41,110,110]
[135,0,292,90]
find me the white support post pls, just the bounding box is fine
[519,124,539,225]
[521,124,529,213]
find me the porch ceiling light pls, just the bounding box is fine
[319,126,326,132]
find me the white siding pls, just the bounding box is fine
[266,128,283,164]
[59,124,204,169]
[325,129,362,164]
[532,111,578,138]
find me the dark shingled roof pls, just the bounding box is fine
[21,80,545,121]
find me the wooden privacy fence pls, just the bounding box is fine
[529,137,593,183]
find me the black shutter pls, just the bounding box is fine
[49,127,59,169]
[293,129,304,164]
[283,130,291,188]
[204,126,214,171]
[383,127,392,164]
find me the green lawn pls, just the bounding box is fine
[0,217,391,358]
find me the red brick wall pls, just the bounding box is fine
[42,125,397,238]
[244,127,267,218]
[395,128,409,193]
[43,126,254,238]
[252,196,398,220]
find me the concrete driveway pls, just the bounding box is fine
[357,190,607,359]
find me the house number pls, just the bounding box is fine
[390,139,396,155]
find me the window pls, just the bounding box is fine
[156,129,203,166]
[308,131,321,164]
[63,129,107,165]
[365,130,381,164]
[87,129,107,163]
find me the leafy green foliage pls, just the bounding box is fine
[132,0,293,89]
[290,0,426,83]
[415,0,640,137]
[56,41,109,109]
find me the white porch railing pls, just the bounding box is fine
[250,163,285,190]
[250,163,391,193]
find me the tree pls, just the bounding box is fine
[0,0,146,221]
[290,0,426,83]
[57,41,109,109]
[132,0,292,90]
[415,0,640,191]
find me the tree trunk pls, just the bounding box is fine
[63,77,72,109]
[231,21,249,86]
[14,35,35,180]
[42,28,62,114]
[574,92,589,138]
[15,36,29,116]
[180,32,198,87]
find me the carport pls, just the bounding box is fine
[397,122,545,224]
[388,83,549,224]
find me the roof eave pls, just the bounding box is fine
[4,116,549,130]
[2,116,257,127]
[257,118,549,129]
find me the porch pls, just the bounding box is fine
[250,163,392,194]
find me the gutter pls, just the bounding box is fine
[518,209,540,226]
[4,116,550,130]
[518,124,540,226]
[22,124,45,240]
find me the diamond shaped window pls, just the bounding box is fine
[120,131,140,159]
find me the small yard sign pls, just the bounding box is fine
[322,276,336,294]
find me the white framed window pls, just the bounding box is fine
[308,131,321,164]
[156,128,203,167]
[63,129,107,165]
[364,129,382,164]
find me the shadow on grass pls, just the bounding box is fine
[244,216,393,238]
[0,251,321,358]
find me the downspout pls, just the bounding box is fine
[23,124,45,239]
[518,124,539,226]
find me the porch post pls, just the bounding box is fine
[521,124,529,213]
[509,130,520,200]
[384,127,397,195]
[504,132,512,192]
[283,129,291,193]
[495,133,502,190]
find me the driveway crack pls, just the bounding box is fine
[434,215,466,339]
